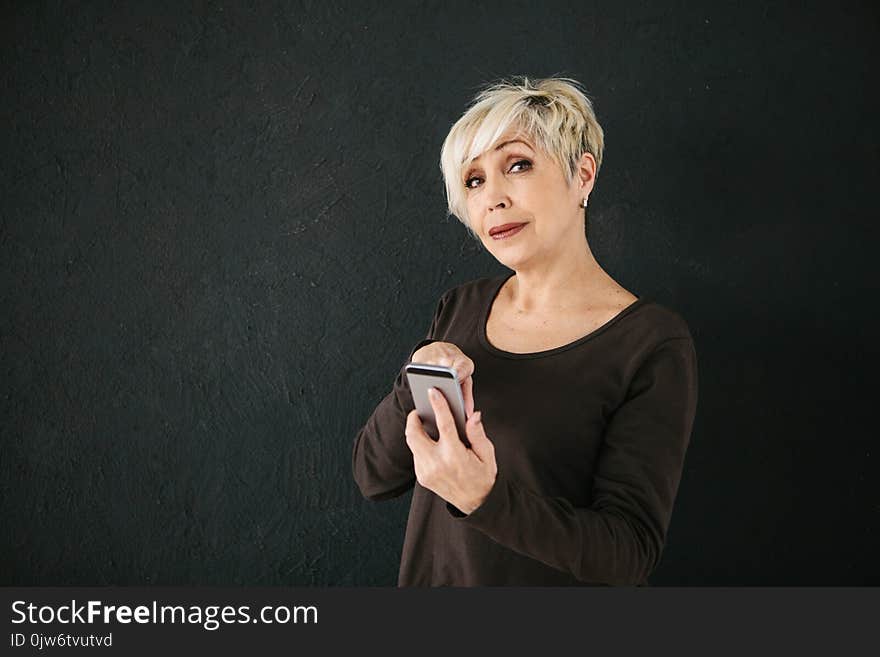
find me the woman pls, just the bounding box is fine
[352,76,698,586]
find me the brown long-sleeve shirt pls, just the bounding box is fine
[352,272,699,586]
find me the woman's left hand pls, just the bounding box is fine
[405,388,498,515]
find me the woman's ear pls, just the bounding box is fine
[576,151,597,194]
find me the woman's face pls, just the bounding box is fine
[462,130,592,271]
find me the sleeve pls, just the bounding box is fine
[351,291,449,501]
[447,336,699,585]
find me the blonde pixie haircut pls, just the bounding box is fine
[440,76,605,228]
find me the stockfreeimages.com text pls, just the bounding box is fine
[11,600,317,631]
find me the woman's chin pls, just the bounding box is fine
[480,229,537,267]
[486,247,531,271]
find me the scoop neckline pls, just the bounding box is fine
[477,272,649,360]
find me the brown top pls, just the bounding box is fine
[352,272,699,586]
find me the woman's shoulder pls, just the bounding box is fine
[633,299,694,341]
[620,298,697,369]
[435,273,507,307]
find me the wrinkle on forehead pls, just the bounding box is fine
[461,106,533,165]
[464,131,536,167]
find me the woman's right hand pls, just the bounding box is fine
[410,342,475,419]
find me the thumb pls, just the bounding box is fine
[465,411,494,461]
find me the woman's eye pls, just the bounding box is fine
[465,160,531,190]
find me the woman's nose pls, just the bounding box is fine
[485,177,510,212]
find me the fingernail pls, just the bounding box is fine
[474,411,482,424]
[428,388,438,399]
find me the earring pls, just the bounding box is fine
[582,197,589,208]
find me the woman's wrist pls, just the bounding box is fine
[460,470,497,515]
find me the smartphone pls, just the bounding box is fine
[405,362,471,448]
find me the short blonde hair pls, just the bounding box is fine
[439,75,605,228]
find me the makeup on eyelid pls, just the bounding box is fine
[464,158,533,189]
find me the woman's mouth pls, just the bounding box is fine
[489,223,527,240]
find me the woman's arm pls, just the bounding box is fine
[351,294,447,501]
[447,336,699,585]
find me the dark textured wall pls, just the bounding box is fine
[2,0,877,585]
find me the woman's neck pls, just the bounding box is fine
[506,243,614,314]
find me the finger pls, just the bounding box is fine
[405,409,434,456]
[462,375,475,418]
[453,356,475,381]
[428,388,460,447]
[465,411,495,462]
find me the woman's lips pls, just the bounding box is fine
[490,223,527,240]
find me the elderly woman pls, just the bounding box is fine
[352,76,698,586]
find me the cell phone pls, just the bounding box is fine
[405,362,471,448]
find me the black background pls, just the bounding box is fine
[2,0,877,585]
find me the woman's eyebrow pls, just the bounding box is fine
[492,139,533,153]
[466,139,534,169]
